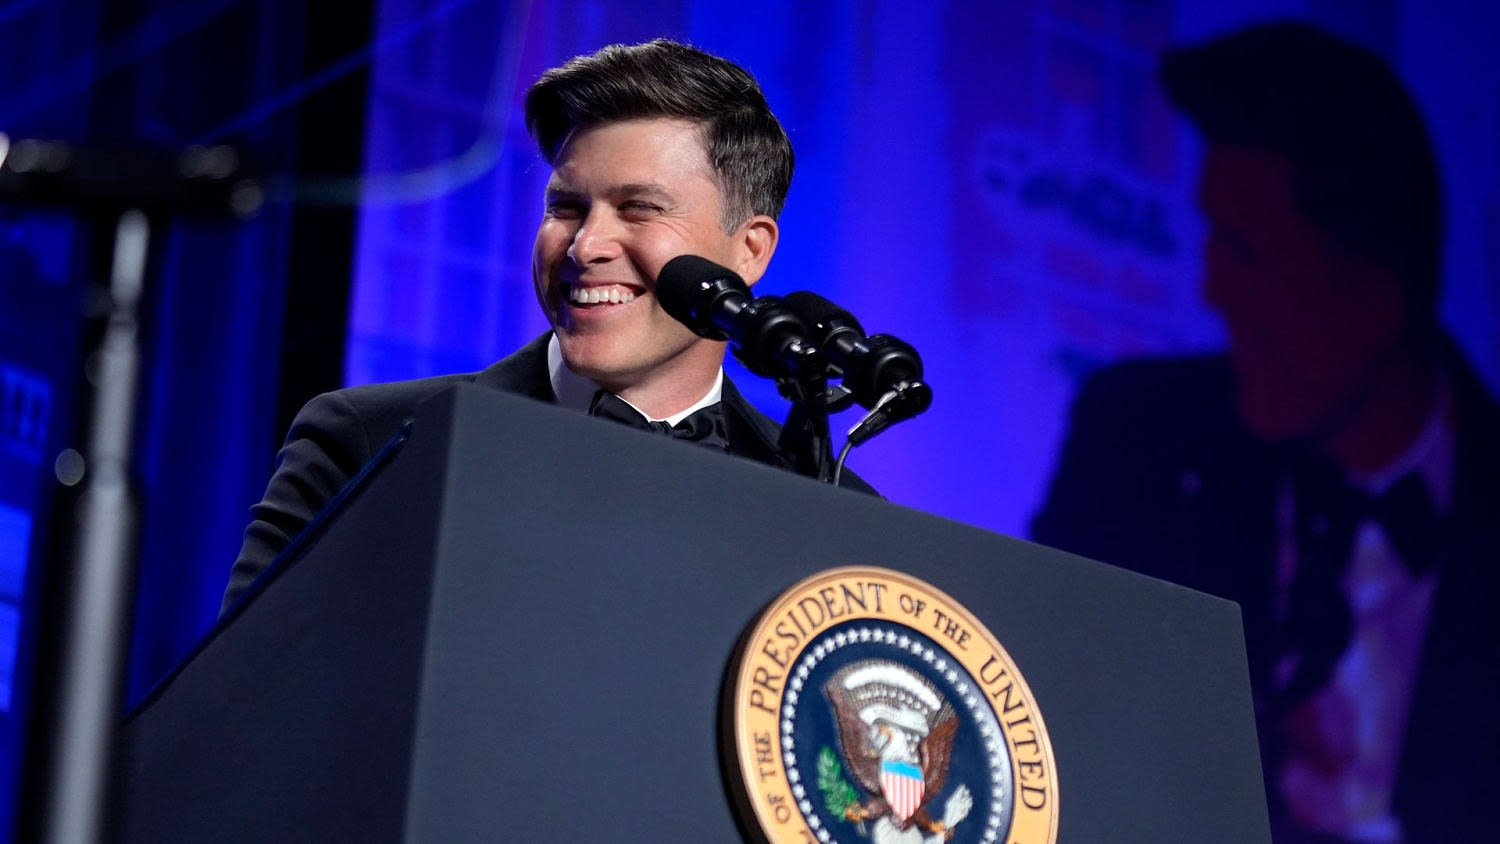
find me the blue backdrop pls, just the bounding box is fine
[347,0,1497,534]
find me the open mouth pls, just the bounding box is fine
[565,282,644,307]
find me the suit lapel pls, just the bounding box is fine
[1187,431,1283,700]
[472,332,555,402]
[715,376,794,468]
[1390,356,1500,839]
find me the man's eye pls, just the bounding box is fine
[619,201,660,215]
[546,201,585,219]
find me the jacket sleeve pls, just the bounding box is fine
[1028,364,1170,571]
[220,390,376,614]
[1029,358,1231,585]
[1029,371,1123,554]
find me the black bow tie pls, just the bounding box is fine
[587,390,728,451]
[1298,466,1444,579]
[1273,459,1446,713]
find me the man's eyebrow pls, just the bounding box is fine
[544,184,585,202]
[543,182,677,203]
[607,183,675,202]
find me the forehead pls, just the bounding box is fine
[546,117,717,193]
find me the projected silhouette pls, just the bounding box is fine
[1031,22,1500,844]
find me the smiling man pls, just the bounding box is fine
[222,39,872,611]
[531,116,773,417]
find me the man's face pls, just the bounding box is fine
[1197,145,1404,442]
[532,117,758,392]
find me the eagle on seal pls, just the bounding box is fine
[825,660,974,843]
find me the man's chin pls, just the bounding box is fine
[1234,389,1325,444]
[557,338,638,388]
[560,353,621,385]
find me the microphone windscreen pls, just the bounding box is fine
[655,255,749,337]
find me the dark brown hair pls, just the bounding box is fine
[524,38,794,229]
[1162,22,1443,326]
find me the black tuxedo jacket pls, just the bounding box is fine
[1030,348,1500,843]
[224,333,876,611]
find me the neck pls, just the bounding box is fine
[603,342,724,420]
[1319,339,1441,475]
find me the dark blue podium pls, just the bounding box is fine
[118,384,1270,842]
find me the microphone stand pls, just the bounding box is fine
[771,346,840,484]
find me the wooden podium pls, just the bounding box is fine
[118,384,1270,842]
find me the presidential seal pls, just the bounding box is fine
[725,567,1057,844]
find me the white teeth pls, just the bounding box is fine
[568,285,637,305]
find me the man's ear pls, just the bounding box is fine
[734,215,779,288]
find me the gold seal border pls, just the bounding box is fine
[728,566,1059,844]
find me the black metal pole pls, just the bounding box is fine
[18,209,150,844]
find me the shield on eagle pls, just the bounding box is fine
[880,759,925,821]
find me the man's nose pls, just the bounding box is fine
[567,208,621,265]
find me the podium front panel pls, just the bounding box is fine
[121,385,1269,843]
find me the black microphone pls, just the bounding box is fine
[656,255,820,379]
[781,291,932,415]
